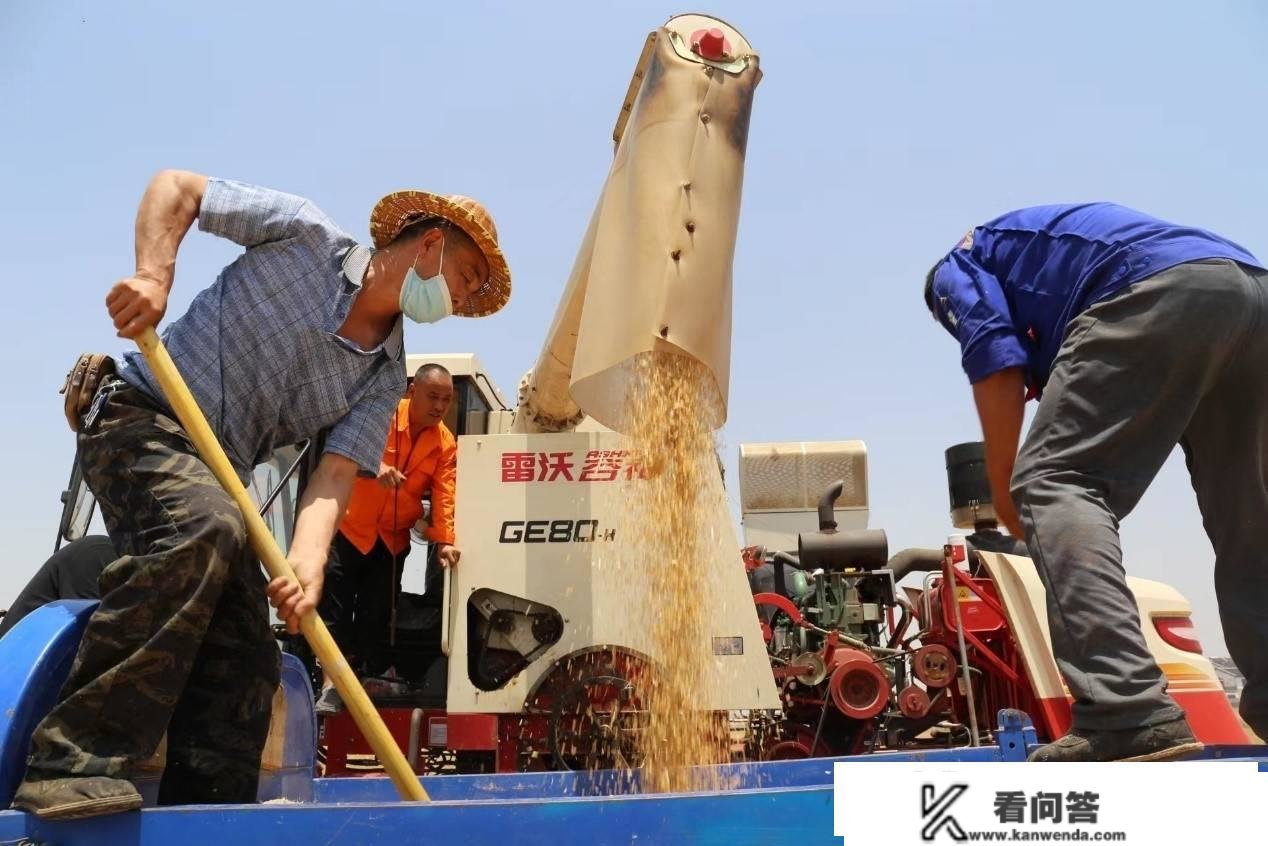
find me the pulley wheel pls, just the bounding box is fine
[828,652,890,720]
[913,644,957,689]
[897,684,932,719]
[793,651,828,686]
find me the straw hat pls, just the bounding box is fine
[369,191,511,317]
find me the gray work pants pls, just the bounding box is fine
[1012,259,1268,736]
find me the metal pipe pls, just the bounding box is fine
[817,480,845,531]
[804,623,901,657]
[258,440,311,516]
[771,550,800,569]
[887,548,945,583]
[887,594,914,650]
[921,572,938,630]
[407,708,424,772]
[943,554,980,746]
[772,550,798,597]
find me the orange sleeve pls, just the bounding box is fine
[425,439,457,546]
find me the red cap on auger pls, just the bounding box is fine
[691,27,729,61]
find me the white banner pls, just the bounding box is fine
[834,761,1263,844]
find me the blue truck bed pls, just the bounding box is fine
[2,602,1264,846]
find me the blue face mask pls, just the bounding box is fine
[399,239,454,324]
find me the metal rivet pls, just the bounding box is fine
[659,325,669,338]
[671,249,681,261]
[685,221,696,233]
[681,181,691,191]
[700,113,711,124]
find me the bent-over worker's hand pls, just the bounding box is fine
[108,273,169,339]
[436,543,461,569]
[377,462,407,489]
[267,552,326,634]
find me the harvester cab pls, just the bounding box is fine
[403,354,512,440]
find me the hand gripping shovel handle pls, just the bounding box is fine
[135,327,428,802]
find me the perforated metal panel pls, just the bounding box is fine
[739,440,868,512]
[738,441,870,551]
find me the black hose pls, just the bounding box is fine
[770,550,800,598]
[887,535,1025,583]
[885,548,944,583]
[886,594,914,650]
[772,550,800,569]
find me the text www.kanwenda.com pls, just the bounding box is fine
[963,831,1127,842]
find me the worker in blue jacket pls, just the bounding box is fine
[924,203,1267,761]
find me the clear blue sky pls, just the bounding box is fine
[2,0,1265,659]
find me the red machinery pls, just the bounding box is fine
[749,516,1246,759]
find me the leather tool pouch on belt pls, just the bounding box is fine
[60,353,117,432]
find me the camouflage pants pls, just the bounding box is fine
[24,383,280,805]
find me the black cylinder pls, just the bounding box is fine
[798,528,889,572]
[946,441,997,528]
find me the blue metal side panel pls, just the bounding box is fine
[313,743,1019,804]
[0,787,838,846]
[0,600,97,808]
[1186,746,1268,762]
[4,616,1265,846]
[311,709,1039,805]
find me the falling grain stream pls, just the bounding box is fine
[612,352,732,793]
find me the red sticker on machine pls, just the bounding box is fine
[501,450,650,483]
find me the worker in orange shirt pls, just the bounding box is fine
[314,362,459,715]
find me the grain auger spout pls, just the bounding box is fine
[513,13,762,434]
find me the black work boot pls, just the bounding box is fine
[1028,716,1203,762]
[11,773,143,820]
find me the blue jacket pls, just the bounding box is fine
[928,203,1262,395]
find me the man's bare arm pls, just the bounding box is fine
[266,452,359,633]
[107,169,209,339]
[971,367,1027,539]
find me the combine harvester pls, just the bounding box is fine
[1,12,1264,846]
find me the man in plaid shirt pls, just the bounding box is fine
[13,170,511,819]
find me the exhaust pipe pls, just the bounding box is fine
[817,479,845,531]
